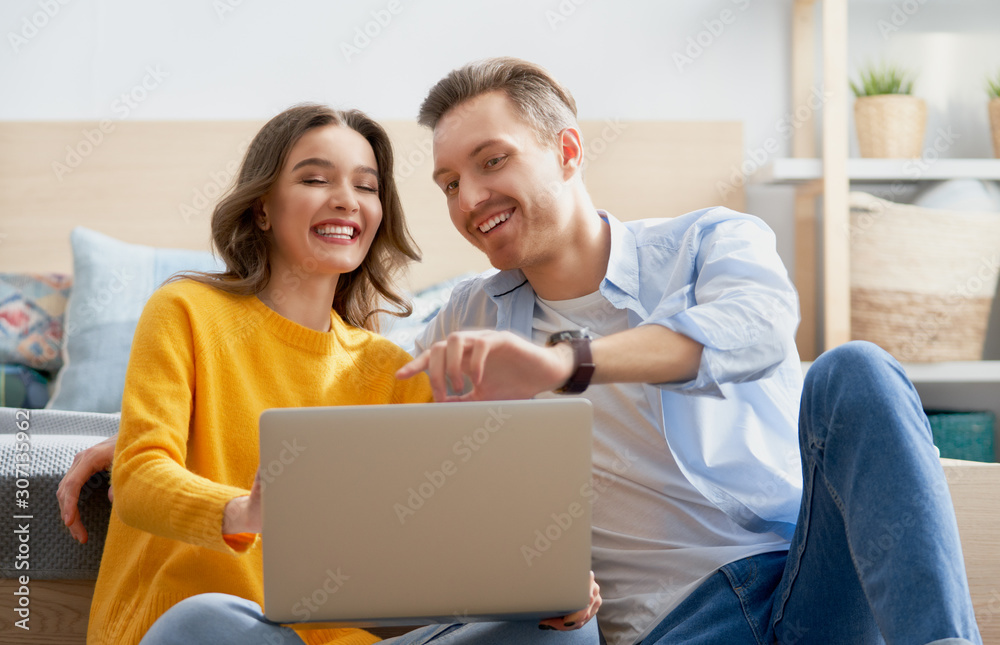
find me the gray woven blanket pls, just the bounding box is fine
[0,408,118,579]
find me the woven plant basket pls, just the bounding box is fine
[854,95,927,158]
[850,191,1000,362]
[990,98,1000,159]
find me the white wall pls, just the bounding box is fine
[0,0,798,259]
[3,0,1000,350]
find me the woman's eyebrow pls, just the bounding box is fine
[291,157,334,171]
[290,158,377,178]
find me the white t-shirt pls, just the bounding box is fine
[532,290,789,645]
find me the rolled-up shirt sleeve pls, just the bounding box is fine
[642,217,800,398]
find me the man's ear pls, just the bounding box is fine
[557,127,584,178]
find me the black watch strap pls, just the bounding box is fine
[546,330,595,394]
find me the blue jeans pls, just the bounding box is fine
[642,342,981,645]
[140,593,600,644]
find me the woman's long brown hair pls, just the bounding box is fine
[176,104,420,331]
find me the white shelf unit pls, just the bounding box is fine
[758,158,1000,184]
[780,1,1000,459]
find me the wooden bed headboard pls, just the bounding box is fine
[0,120,743,291]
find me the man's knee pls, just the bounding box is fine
[805,340,898,394]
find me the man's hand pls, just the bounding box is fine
[222,469,262,535]
[57,434,116,544]
[539,571,601,631]
[396,330,574,402]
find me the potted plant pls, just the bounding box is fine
[850,63,926,158]
[988,70,1000,158]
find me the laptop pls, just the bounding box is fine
[258,399,593,627]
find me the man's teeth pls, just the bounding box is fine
[478,210,511,233]
[314,225,355,239]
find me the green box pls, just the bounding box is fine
[925,410,996,463]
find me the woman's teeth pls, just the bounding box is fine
[479,210,511,233]
[314,225,355,239]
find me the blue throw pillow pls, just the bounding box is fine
[47,228,223,413]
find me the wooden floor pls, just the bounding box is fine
[0,579,93,644]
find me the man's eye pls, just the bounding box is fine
[445,179,459,193]
[485,156,504,168]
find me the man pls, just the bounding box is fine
[62,57,981,645]
[394,57,981,645]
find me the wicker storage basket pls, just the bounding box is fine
[926,410,996,462]
[990,98,1000,159]
[854,95,927,158]
[850,191,1000,361]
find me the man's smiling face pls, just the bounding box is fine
[431,91,575,272]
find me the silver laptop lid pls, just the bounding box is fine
[260,399,593,627]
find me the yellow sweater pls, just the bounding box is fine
[88,279,432,645]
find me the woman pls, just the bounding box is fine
[86,104,430,645]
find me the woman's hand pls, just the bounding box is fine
[57,434,117,544]
[538,571,601,631]
[222,469,262,535]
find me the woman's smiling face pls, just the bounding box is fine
[261,124,383,283]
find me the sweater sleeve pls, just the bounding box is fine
[112,285,254,554]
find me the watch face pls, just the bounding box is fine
[550,329,590,344]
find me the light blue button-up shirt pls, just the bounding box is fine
[415,209,804,539]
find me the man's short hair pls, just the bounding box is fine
[418,57,578,146]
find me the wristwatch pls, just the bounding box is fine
[546,329,595,395]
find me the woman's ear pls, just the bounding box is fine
[557,127,584,179]
[254,200,271,231]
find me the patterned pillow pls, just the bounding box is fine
[0,273,72,374]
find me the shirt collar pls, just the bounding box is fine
[599,210,640,302]
[481,209,640,302]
